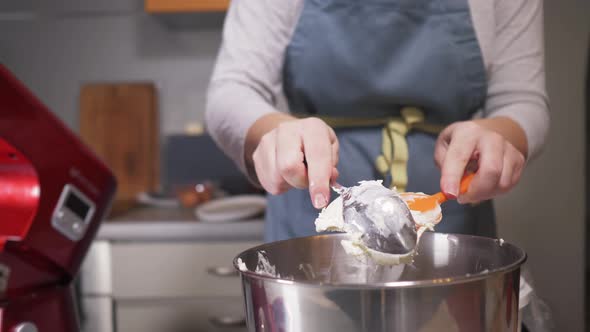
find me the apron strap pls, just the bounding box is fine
[294,107,445,191]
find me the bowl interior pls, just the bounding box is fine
[236,232,526,287]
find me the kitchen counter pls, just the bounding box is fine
[95,206,265,242]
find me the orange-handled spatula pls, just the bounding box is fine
[407,173,475,212]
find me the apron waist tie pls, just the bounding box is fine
[296,107,445,192]
[377,107,444,191]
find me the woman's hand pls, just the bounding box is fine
[434,117,527,203]
[246,114,339,209]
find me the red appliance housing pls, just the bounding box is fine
[0,65,116,332]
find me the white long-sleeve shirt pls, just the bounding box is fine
[206,0,549,174]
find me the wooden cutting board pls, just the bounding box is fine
[80,83,159,217]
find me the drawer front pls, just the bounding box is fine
[80,297,115,332]
[116,297,247,332]
[111,241,259,298]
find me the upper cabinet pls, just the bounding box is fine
[145,0,229,13]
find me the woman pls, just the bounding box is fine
[206,0,549,242]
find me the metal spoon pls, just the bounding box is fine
[334,182,417,255]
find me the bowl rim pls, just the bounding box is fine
[233,232,527,289]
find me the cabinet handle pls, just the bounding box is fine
[207,266,239,277]
[209,315,247,327]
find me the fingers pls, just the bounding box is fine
[503,143,525,191]
[459,133,504,203]
[458,140,525,203]
[440,123,478,197]
[330,167,340,184]
[276,123,307,189]
[252,117,338,209]
[434,124,454,169]
[510,144,525,184]
[330,128,339,167]
[438,121,527,204]
[302,118,334,208]
[498,151,513,193]
[252,131,291,195]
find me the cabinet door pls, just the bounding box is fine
[145,0,230,12]
[110,241,260,298]
[116,297,247,332]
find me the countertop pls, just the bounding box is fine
[95,206,265,242]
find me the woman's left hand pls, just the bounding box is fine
[434,118,527,204]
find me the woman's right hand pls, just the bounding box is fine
[246,114,339,209]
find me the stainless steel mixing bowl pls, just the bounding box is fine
[234,232,526,332]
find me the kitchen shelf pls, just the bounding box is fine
[145,0,229,13]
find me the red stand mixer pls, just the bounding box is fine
[0,65,116,332]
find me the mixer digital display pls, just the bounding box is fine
[52,184,95,241]
[65,192,90,220]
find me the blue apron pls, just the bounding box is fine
[265,0,495,242]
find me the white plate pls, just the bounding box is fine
[195,195,267,223]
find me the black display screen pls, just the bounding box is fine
[65,192,90,220]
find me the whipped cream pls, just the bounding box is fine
[315,181,441,265]
[236,258,248,272]
[254,250,280,278]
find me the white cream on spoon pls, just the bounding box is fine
[315,181,442,265]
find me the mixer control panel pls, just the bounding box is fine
[51,184,95,241]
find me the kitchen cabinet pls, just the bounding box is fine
[81,239,260,332]
[145,0,230,13]
[116,297,246,332]
[109,242,247,298]
[79,207,264,332]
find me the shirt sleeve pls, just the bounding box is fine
[205,0,302,174]
[484,0,550,160]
